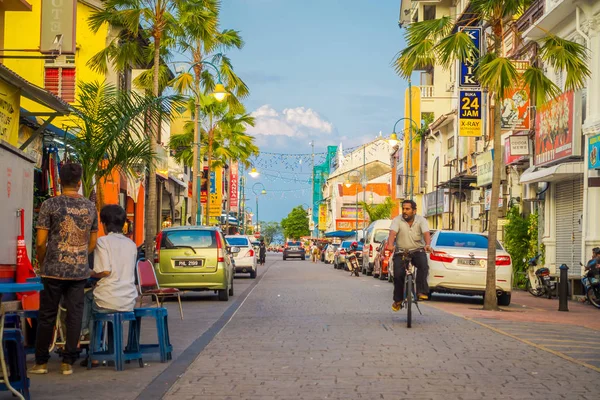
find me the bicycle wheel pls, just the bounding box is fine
[406,274,413,328]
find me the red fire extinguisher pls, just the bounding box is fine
[16,209,37,303]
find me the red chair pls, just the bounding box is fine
[136,260,183,319]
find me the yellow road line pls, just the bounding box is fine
[427,303,600,373]
[517,338,600,344]
[544,344,600,349]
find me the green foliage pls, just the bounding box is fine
[261,222,283,245]
[281,206,310,240]
[360,197,394,222]
[504,206,541,288]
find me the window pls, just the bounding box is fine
[162,230,216,249]
[423,5,436,20]
[436,232,502,250]
[447,136,455,150]
[226,237,250,246]
[44,67,76,103]
[373,230,389,244]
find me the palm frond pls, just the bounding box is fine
[393,40,436,79]
[477,55,519,99]
[405,16,453,46]
[538,35,590,92]
[435,31,479,69]
[522,66,561,105]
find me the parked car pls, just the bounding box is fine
[334,240,364,270]
[372,239,392,280]
[225,235,258,278]
[362,219,392,275]
[324,244,339,264]
[428,230,512,305]
[153,226,236,301]
[283,241,305,260]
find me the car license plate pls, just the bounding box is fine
[458,258,478,266]
[174,260,202,267]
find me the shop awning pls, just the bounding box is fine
[519,162,584,184]
[437,174,477,190]
[324,230,356,238]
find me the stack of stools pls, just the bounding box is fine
[1,328,29,399]
[88,312,144,371]
[126,307,172,363]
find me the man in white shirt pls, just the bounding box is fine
[80,204,138,367]
[386,200,432,312]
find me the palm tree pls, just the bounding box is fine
[359,198,395,222]
[394,0,589,310]
[169,0,249,225]
[65,81,178,209]
[88,0,180,255]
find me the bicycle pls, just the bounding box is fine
[396,248,425,328]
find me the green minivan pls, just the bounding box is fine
[154,226,237,301]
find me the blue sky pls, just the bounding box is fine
[220,0,409,223]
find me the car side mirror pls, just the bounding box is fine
[230,246,241,254]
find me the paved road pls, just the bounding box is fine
[25,254,600,399]
[163,256,599,400]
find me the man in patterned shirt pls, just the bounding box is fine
[31,163,98,375]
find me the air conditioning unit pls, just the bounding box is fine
[445,82,455,92]
[471,190,481,203]
[475,140,484,154]
[471,205,481,220]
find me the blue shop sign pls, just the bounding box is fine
[459,27,481,88]
[589,133,600,169]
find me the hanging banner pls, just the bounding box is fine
[209,166,222,217]
[501,61,530,131]
[0,81,21,146]
[458,27,481,88]
[535,91,580,166]
[229,162,238,210]
[589,133,600,170]
[459,90,483,137]
[318,203,327,231]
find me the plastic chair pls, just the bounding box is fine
[88,312,143,371]
[136,260,183,319]
[126,307,172,363]
[0,328,29,400]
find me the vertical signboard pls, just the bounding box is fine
[40,0,77,54]
[229,162,238,210]
[318,203,327,231]
[535,91,580,166]
[200,167,208,204]
[404,86,421,191]
[459,27,481,88]
[476,150,493,186]
[209,167,222,217]
[0,81,20,146]
[589,133,600,170]
[459,90,483,137]
[501,61,531,132]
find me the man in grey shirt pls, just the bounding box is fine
[386,200,432,311]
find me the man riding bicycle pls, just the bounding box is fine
[386,200,432,312]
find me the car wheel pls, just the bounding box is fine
[228,278,234,296]
[497,292,511,306]
[250,269,257,279]
[218,289,229,301]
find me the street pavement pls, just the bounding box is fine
[23,254,600,399]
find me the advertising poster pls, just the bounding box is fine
[318,203,327,231]
[501,61,530,132]
[535,91,577,166]
[484,188,504,211]
[340,206,364,220]
[209,166,222,217]
[200,167,208,204]
[589,133,600,170]
[459,90,483,137]
[229,162,238,210]
[0,81,20,146]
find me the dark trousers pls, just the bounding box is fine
[393,252,429,303]
[35,277,86,364]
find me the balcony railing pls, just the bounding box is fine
[419,85,434,98]
[515,0,545,33]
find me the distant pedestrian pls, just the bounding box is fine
[31,163,98,375]
[311,242,319,263]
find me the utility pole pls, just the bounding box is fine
[408,78,414,200]
[363,144,366,231]
[311,140,315,237]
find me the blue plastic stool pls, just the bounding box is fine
[127,307,172,363]
[1,328,30,400]
[89,312,143,371]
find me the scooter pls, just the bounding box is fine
[347,252,360,277]
[525,254,557,299]
[581,260,600,309]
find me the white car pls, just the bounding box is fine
[428,230,513,305]
[225,235,258,279]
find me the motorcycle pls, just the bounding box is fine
[524,254,557,299]
[581,260,600,309]
[347,251,360,277]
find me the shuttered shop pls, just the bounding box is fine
[555,179,583,276]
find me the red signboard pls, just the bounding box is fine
[254,232,261,238]
[504,137,528,165]
[200,167,208,204]
[230,162,238,210]
[535,91,575,166]
[335,219,368,231]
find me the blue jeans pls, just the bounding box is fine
[80,289,118,337]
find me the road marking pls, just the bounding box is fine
[427,302,600,373]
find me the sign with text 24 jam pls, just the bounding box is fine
[459,90,483,137]
[459,27,481,88]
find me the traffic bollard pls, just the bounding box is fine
[558,264,569,312]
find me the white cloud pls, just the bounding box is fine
[246,105,334,138]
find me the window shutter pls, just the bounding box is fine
[44,68,60,96]
[61,68,76,103]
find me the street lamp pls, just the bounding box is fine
[391,117,420,199]
[346,170,362,240]
[244,206,253,234]
[175,60,228,226]
[252,183,266,235]
[248,167,260,178]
